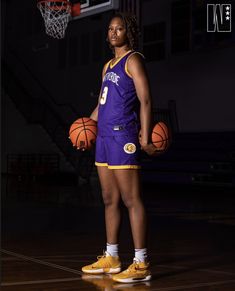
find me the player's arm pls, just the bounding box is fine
[127,54,157,156]
[90,104,99,122]
[90,63,107,121]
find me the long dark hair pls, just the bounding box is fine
[107,12,139,52]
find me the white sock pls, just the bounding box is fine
[106,243,119,257]
[134,248,148,262]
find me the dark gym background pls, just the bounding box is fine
[1,0,235,290]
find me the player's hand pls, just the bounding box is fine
[140,142,161,156]
[139,131,159,156]
[76,147,86,151]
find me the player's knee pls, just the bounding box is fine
[122,196,135,209]
[122,195,142,209]
[102,190,119,207]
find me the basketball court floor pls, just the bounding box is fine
[2,175,235,290]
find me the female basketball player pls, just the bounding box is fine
[81,13,157,283]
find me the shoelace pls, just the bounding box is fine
[126,258,148,273]
[93,251,110,268]
[125,258,140,273]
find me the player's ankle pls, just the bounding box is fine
[106,243,119,257]
[134,248,148,262]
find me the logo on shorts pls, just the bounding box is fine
[124,143,136,154]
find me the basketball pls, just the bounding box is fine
[69,117,97,150]
[152,121,171,152]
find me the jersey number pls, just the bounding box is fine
[100,86,108,105]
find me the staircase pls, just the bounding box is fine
[2,51,95,181]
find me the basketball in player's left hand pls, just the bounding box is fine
[151,121,171,153]
[139,121,172,156]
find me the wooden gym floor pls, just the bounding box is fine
[1,176,235,290]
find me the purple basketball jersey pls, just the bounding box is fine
[97,51,141,136]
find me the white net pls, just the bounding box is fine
[37,0,71,39]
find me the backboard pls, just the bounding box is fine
[72,0,119,20]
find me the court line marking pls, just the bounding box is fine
[1,249,83,275]
[3,257,234,276]
[2,250,234,276]
[1,255,97,261]
[2,277,235,289]
[1,277,82,287]
[2,250,235,289]
[2,251,196,258]
[157,264,235,276]
[151,279,235,290]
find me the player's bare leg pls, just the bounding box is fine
[97,166,121,244]
[81,166,122,274]
[112,169,151,283]
[113,169,147,249]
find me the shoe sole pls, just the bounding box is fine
[82,267,121,274]
[113,274,152,283]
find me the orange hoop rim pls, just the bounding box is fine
[37,0,81,16]
[37,0,72,12]
[37,0,72,7]
[37,0,71,4]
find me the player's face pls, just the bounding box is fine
[108,17,128,48]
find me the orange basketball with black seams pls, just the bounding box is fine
[151,121,171,153]
[69,117,97,150]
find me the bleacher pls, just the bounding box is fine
[142,131,235,187]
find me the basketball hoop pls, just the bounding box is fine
[37,0,80,39]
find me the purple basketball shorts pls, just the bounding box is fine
[95,134,141,169]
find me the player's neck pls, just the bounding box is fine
[114,46,131,59]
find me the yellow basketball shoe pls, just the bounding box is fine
[82,252,121,274]
[112,258,151,283]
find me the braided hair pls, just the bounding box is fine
[107,12,139,52]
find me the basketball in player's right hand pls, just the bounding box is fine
[69,117,97,150]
